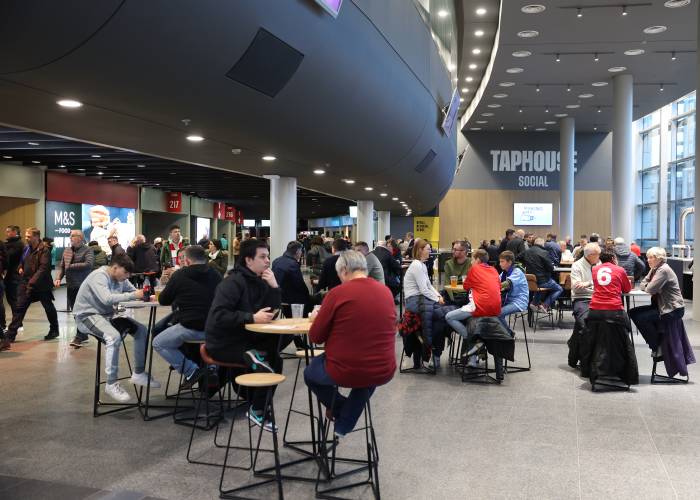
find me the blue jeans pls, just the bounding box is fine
[152,323,204,377]
[499,302,525,332]
[535,278,563,307]
[446,308,472,338]
[304,354,375,436]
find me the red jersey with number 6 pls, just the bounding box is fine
[589,262,631,311]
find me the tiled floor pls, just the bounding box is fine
[1,288,700,499]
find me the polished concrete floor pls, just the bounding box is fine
[2,288,700,500]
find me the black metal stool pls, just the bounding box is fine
[651,355,690,384]
[315,389,380,500]
[505,311,531,373]
[283,348,325,451]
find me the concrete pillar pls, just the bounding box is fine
[211,218,218,242]
[267,176,297,260]
[693,12,700,321]
[612,74,635,242]
[356,200,374,245]
[559,117,575,239]
[34,166,46,235]
[377,211,391,244]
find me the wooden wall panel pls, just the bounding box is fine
[0,197,38,234]
[439,189,611,248]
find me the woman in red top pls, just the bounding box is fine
[305,250,396,436]
[590,250,631,311]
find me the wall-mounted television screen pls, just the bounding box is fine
[513,203,553,226]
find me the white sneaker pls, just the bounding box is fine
[105,382,132,402]
[130,372,161,388]
[468,355,479,368]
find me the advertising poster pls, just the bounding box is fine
[513,203,553,226]
[82,204,136,255]
[414,216,440,249]
[196,217,211,244]
[46,201,82,266]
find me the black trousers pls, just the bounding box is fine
[1,279,19,329]
[7,284,58,338]
[67,286,80,311]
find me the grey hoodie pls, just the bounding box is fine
[73,267,138,320]
[614,243,646,281]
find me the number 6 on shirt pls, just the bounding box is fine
[597,267,612,286]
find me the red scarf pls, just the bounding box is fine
[169,240,183,266]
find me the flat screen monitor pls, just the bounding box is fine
[261,220,271,227]
[513,203,553,226]
[243,219,256,227]
[196,217,210,243]
[349,206,357,218]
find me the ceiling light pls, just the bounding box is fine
[671,52,677,61]
[466,76,474,82]
[437,9,449,18]
[59,164,66,168]
[545,107,550,113]
[476,120,488,124]
[470,127,482,131]
[481,112,494,116]
[460,97,465,102]
[231,148,242,154]
[594,53,599,62]
[97,171,103,175]
[544,121,556,125]
[523,125,528,130]
[472,48,482,55]
[555,113,568,118]
[566,104,580,109]
[499,82,515,87]
[364,187,373,191]
[31,160,40,164]
[447,63,456,71]
[506,67,524,73]
[512,50,532,58]
[578,93,594,98]
[597,106,602,113]
[487,103,501,108]
[2,155,12,159]
[137,164,146,168]
[566,85,572,92]
[313,169,325,175]
[521,4,545,14]
[664,0,691,7]
[91,154,101,158]
[555,53,561,62]
[462,88,469,93]
[536,128,547,131]
[593,126,598,131]
[621,6,628,16]
[28,142,39,146]
[500,124,505,130]
[518,30,539,38]
[129,178,135,181]
[644,25,667,34]
[155,183,160,186]
[56,99,83,108]
[113,175,120,178]
[392,197,399,201]
[535,84,541,92]
[77,168,85,171]
[608,66,627,72]
[659,83,665,92]
[592,81,608,87]
[577,8,583,18]
[474,30,484,37]
[344,179,355,184]
[624,49,645,56]
[469,63,478,69]
[262,155,276,161]
[186,135,204,142]
[493,93,508,98]
[475,7,486,15]
[518,108,523,113]
[380,193,388,197]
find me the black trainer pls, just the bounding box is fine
[181,367,204,390]
[44,330,59,341]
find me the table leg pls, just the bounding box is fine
[139,307,177,421]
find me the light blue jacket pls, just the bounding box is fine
[501,266,529,311]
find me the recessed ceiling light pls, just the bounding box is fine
[474,30,484,37]
[493,93,508,98]
[578,93,594,99]
[155,183,160,186]
[566,104,580,109]
[437,9,449,18]
[487,104,501,108]
[28,142,39,146]
[392,197,399,201]
[31,160,40,164]
[58,164,66,168]
[137,164,146,168]
[459,97,465,102]
[499,82,515,87]
[512,51,532,58]
[506,67,524,74]
[380,193,388,197]
[262,155,276,161]
[231,148,242,154]
[517,30,539,38]
[591,81,609,87]
[129,178,135,181]
[644,25,668,34]
[2,155,12,159]
[472,48,482,55]
[461,88,469,93]
[56,99,83,108]
[364,187,374,191]
[97,171,103,175]
[77,168,85,171]
[476,120,488,124]
[481,112,494,116]
[664,0,691,7]
[521,4,546,14]
[186,135,204,142]
[113,175,120,178]
[555,113,568,118]
[624,49,645,56]
[469,63,478,69]
[608,66,627,72]
[465,76,474,82]
[476,7,487,15]
[536,128,547,131]
[470,127,482,131]
[344,179,355,184]
[544,121,556,125]
[447,63,456,71]
[91,154,101,158]
[313,169,325,175]
[593,127,598,131]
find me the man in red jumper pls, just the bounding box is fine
[589,250,632,312]
[304,250,396,437]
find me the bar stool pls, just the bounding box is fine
[505,311,531,373]
[315,389,380,500]
[220,372,286,500]
[283,348,325,450]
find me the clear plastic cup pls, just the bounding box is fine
[450,276,458,287]
[291,304,304,318]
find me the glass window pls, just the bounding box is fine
[668,200,694,245]
[641,128,660,169]
[640,169,659,203]
[673,92,696,116]
[639,205,658,240]
[675,114,696,160]
[641,111,660,130]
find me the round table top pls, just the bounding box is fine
[443,284,467,292]
[120,300,161,308]
[623,289,650,296]
[245,318,313,335]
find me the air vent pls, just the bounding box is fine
[226,28,304,97]
[415,150,436,173]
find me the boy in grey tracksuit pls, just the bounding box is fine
[73,255,160,402]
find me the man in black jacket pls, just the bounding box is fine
[6,227,59,342]
[205,238,288,431]
[3,225,24,330]
[317,239,349,291]
[107,235,126,263]
[372,241,401,297]
[153,245,222,387]
[519,237,563,312]
[271,241,310,316]
[506,229,527,258]
[55,230,94,312]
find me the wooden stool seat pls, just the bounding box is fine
[295,349,324,358]
[184,339,205,344]
[235,373,286,387]
[199,344,247,369]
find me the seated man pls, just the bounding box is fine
[567,243,600,368]
[271,241,311,317]
[153,245,222,387]
[305,250,396,437]
[73,254,160,402]
[205,238,289,431]
[317,239,350,292]
[519,237,563,312]
[353,241,384,284]
[443,240,472,304]
[498,251,529,329]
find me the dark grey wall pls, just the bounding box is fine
[453,132,612,191]
[390,215,414,239]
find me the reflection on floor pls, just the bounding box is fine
[1,288,700,500]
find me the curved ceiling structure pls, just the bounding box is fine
[461,0,697,133]
[0,0,458,215]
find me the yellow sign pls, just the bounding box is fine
[414,217,440,249]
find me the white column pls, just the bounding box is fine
[356,200,374,245]
[211,218,218,241]
[34,166,46,235]
[559,117,575,239]
[267,176,297,260]
[612,74,635,242]
[693,14,700,321]
[377,211,391,243]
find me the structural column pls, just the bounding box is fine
[693,15,700,321]
[267,176,297,260]
[356,200,374,245]
[559,117,575,240]
[377,211,391,243]
[612,74,635,243]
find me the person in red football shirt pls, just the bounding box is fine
[589,249,632,311]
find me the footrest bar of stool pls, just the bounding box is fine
[591,381,630,392]
[651,373,689,384]
[254,455,323,483]
[220,477,278,499]
[316,478,375,500]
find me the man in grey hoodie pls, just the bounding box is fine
[73,254,160,403]
[613,237,646,282]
